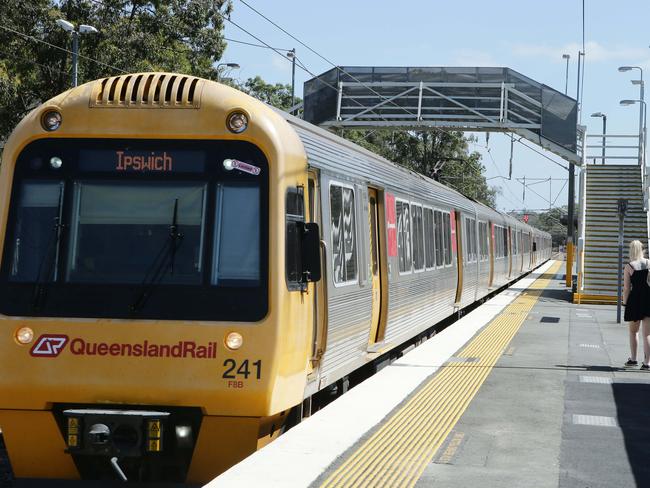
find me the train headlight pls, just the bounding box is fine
[50,156,63,169]
[226,111,248,134]
[15,326,34,344]
[41,110,62,131]
[225,332,243,350]
[175,424,193,448]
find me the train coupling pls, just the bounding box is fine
[63,409,171,457]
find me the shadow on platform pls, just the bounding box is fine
[612,382,650,487]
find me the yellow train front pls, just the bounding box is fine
[0,73,320,483]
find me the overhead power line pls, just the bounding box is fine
[0,23,127,74]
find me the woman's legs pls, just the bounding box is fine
[641,318,650,365]
[629,321,641,361]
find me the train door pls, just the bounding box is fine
[454,210,463,305]
[507,227,513,278]
[367,188,388,345]
[488,222,494,288]
[307,170,327,369]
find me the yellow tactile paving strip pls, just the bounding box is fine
[320,261,562,488]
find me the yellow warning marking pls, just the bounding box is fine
[67,434,78,447]
[147,439,161,452]
[320,261,561,488]
[436,432,464,464]
[148,420,161,438]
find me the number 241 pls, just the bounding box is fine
[222,359,261,380]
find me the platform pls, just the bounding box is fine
[211,260,650,488]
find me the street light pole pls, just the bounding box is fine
[619,66,644,166]
[590,112,607,164]
[216,62,241,82]
[562,54,570,95]
[287,49,296,113]
[56,19,98,88]
[620,98,647,169]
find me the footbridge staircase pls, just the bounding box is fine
[576,164,649,303]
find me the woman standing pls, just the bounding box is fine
[623,240,650,369]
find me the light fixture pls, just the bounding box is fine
[79,24,98,34]
[55,18,74,32]
[620,99,637,106]
[226,111,249,133]
[50,157,63,169]
[590,112,604,117]
[42,110,62,131]
[15,326,34,344]
[225,332,243,350]
[618,66,633,72]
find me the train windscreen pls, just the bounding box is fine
[0,139,269,321]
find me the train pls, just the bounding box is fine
[0,72,551,483]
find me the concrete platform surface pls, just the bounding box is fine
[212,260,650,488]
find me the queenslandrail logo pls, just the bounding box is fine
[30,334,217,359]
[30,334,69,357]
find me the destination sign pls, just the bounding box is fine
[79,149,206,173]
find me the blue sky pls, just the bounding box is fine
[221,0,650,212]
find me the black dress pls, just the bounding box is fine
[624,263,650,321]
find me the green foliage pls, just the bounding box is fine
[236,75,297,112]
[512,206,569,247]
[0,0,231,141]
[340,130,498,208]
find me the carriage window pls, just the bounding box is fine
[412,204,425,271]
[478,221,488,261]
[66,181,207,284]
[434,210,443,267]
[396,201,412,273]
[330,184,357,285]
[286,187,305,290]
[443,212,452,266]
[213,184,260,285]
[503,228,509,256]
[9,181,64,282]
[424,208,435,269]
[465,218,477,264]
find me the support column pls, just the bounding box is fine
[566,163,575,288]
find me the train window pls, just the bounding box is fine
[434,210,443,267]
[424,208,435,269]
[503,228,508,256]
[285,187,305,291]
[66,181,207,284]
[330,184,358,285]
[212,184,260,285]
[443,212,452,266]
[412,204,425,272]
[495,225,502,258]
[465,218,477,264]
[8,180,64,282]
[478,222,483,261]
[396,200,412,273]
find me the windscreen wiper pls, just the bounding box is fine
[130,199,183,313]
[32,185,65,310]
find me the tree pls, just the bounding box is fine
[511,206,570,247]
[339,129,497,207]
[0,0,232,142]
[238,76,296,112]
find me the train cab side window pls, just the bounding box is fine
[396,200,412,273]
[443,212,452,266]
[412,204,425,272]
[330,184,358,285]
[434,210,443,267]
[424,208,435,269]
[286,187,305,290]
[213,184,260,285]
[8,181,64,282]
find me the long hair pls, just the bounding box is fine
[629,240,644,262]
